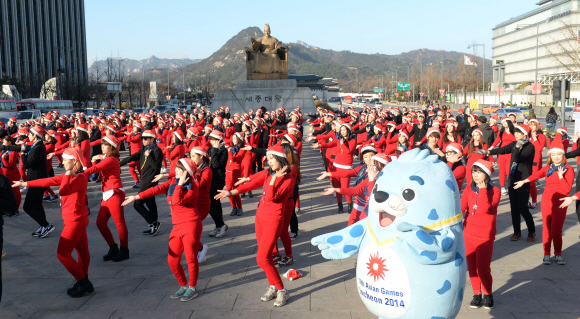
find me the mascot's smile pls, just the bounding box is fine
[370,185,408,227]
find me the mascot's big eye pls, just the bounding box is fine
[372,183,378,194]
[401,188,416,201]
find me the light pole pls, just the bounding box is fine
[467,44,485,105]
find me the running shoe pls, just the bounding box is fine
[208,227,219,237]
[295,207,300,216]
[215,225,228,238]
[170,286,188,299]
[528,202,537,209]
[49,194,59,202]
[32,226,43,237]
[42,195,50,201]
[543,255,551,265]
[556,255,565,265]
[469,294,482,308]
[150,221,161,237]
[197,244,208,263]
[483,294,494,309]
[289,231,298,240]
[39,224,55,238]
[278,256,294,267]
[501,187,507,196]
[236,208,243,216]
[230,208,237,216]
[180,287,198,302]
[143,224,153,235]
[272,254,281,263]
[261,286,277,302]
[273,290,290,307]
[132,182,140,189]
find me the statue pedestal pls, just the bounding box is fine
[212,79,316,114]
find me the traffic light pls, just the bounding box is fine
[553,80,561,101]
[565,79,570,99]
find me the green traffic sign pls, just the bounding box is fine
[397,82,411,91]
[373,88,384,93]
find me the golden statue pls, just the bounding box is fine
[246,24,289,80]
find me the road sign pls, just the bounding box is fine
[469,99,479,110]
[406,91,411,96]
[373,87,384,93]
[397,82,411,91]
[395,93,399,98]
[439,89,446,96]
[496,87,504,96]
[419,92,424,97]
[531,83,541,94]
[166,95,171,101]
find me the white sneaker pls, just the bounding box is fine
[197,244,208,263]
[555,255,565,265]
[501,187,507,195]
[543,255,551,265]
[215,224,228,238]
[273,289,290,307]
[261,286,277,302]
[208,227,219,237]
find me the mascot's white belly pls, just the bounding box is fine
[356,240,411,318]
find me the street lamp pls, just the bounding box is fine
[467,44,485,105]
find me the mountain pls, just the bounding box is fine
[88,56,201,76]
[153,27,492,92]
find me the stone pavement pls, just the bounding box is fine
[2,130,580,319]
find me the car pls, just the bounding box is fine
[329,97,341,102]
[16,110,42,124]
[155,105,167,113]
[491,108,525,123]
[132,108,144,113]
[482,105,501,114]
[512,106,530,118]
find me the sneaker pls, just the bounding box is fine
[39,225,55,238]
[273,289,290,307]
[469,294,483,308]
[543,255,551,265]
[501,188,507,195]
[236,208,243,216]
[21,187,28,192]
[289,231,298,240]
[208,227,220,237]
[230,208,237,216]
[32,226,43,237]
[483,294,494,309]
[170,286,188,299]
[180,287,198,302]
[278,256,294,267]
[49,194,59,202]
[261,286,277,302]
[132,182,140,189]
[528,202,537,209]
[198,244,208,263]
[7,210,19,217]
[272,255,281,263]
[150,221,161,237]
[295,207,300,215]
[142,225,153,235]
[42,195,50,201]
[556,255,566,265]
[215,225,228,238]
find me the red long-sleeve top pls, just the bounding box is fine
[83,156,124,192]
[461,185,500,240]
[320,137,357,168]
[169,144,185,173]
[139,177,200,225]
[547,133,570,152]
[45,143,55,172]
[256,170,295,221]
[1,150,20,182]
[225,147,246,172]
[156,128,169,148]
[28,173,89,222]
[531,133,547,169]
[195,164,212,207]
[491,130,515,148]
[119,133,142,154]
[527,164,575,196]
[448,161,466,190]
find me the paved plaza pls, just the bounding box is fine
[2,127,580,319]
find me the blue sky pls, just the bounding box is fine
[86,0,534,64]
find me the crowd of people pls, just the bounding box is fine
[1,102,580,309]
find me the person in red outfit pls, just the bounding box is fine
[167,130,186,174]
[15,148,94,298]
[513,136,574,266]
[155,120,169,172]
[463,129,494,187]
[528,119,547,209]
[120,123,143,188]
[490,117,515,195]
[43,131,59,202]
[445,143,466,190]
[123,158,202,302]
[215,145,293,307]
[461,159,500,310]
[1,136,21,216]
[84,135,129,262]
[440,121,462,150]
[226,133,246,216]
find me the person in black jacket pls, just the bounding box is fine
[207,131,229,238]
[480,124,536,242]
[0,125,55,238]
[0,172,17,304]
[120,130,163,236]
[88,123,102,182]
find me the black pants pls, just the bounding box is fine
[575,168,580,223]
[255,154,263,172]
[23,186,48,227]
[1,219,3,304]
[133,196,158,225]
[209,186,225,228]
[508,183,535,234]
[290,209,298,233]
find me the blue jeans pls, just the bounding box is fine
[547,123,556,131]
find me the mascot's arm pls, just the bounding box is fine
[311,220,367,260]
[392,222,457,265]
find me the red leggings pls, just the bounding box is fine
[96,191,129,247]
[273,199,294,257]
[328,162,342,204]
[497,154,510,188]
[295,195,300,208]
[242,153,256,178]
[45,187,55,196]
[168,221,202,287]
[335,166,352,204]
[256,215,284,290]
[19,167,27,182]
[161,146,168,169]
[226,170,242,209]
[541,192,567,256]
[465,234,494,295]
[348,208,367,226]
[129,161,141,183]
[530,166,540,203]
[57,217,90,280]
[56,153,63,164]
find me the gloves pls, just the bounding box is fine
[474,149,488,155]
[516,138,528,148]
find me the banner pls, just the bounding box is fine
[469,99,479,110]
[406,91,411,96]
[531,83,542,95]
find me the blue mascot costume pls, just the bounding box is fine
[312,149,466,319]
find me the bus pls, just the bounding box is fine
[0,100,17,117]
[18,99,74,115]
[343,96,353,103]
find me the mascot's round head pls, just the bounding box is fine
[368,148,461,241]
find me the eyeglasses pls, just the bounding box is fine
[445,151,457,156]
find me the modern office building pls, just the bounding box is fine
[491,0,580,102]
[0,0,88,91]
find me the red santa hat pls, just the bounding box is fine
[371,153,392,165]
[267,145,286,158]
[557,126,567,135]
[62,147,85,168]
[187,127,200,136]
[190,146,208,158]
[133,123,144,131]
[204,124,214,131]
[283,134,297,146]
[445,143,463,154]
[102,134,119,148]
[173,130,185,141]
[515,124,530,136]
[76,123,89,133]
[209,130,223,140]
[548,134,566,155]
[142,130,156,138]
[472,159,494,176]
[178,158,197,176]
[425,127,440,139]
[360,145,377,155]
[472,128,483,137]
